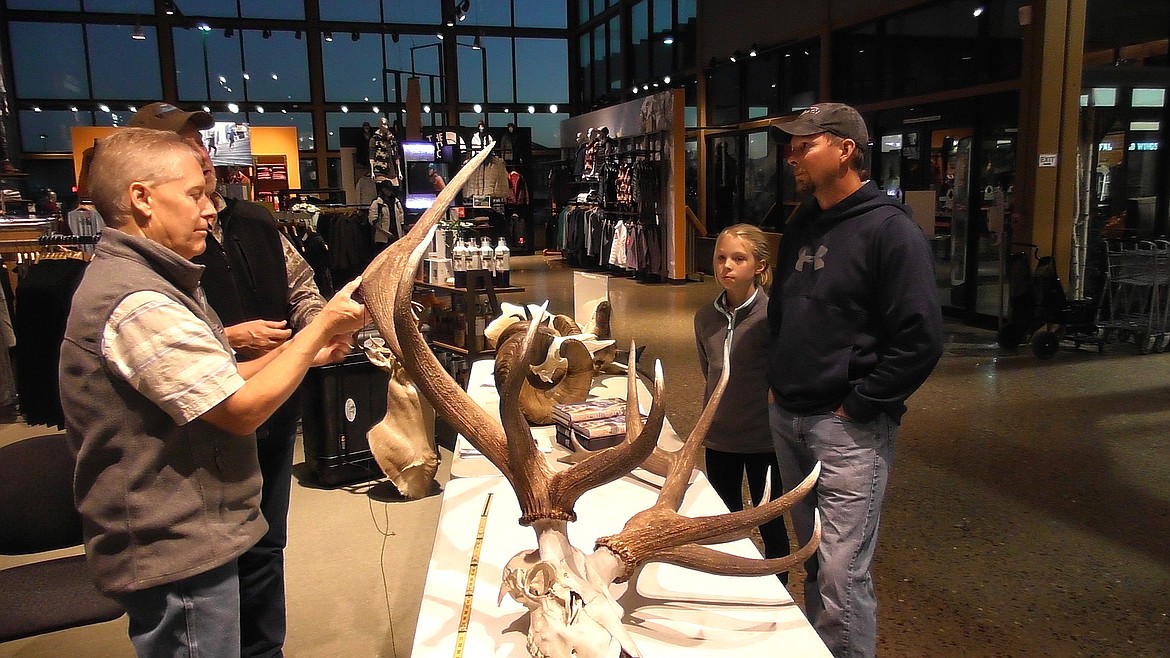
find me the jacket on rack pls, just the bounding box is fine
[463,156,511,199]
[507,170,530,206]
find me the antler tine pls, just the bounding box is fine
[650,509,821,578]
[625,342,642,437]
[596,463,821,582]
[496,303,562,525]
[546,357,666,514]
[655,330,732,510]
[358,144,517,480]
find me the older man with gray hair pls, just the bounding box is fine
[59,127,366,658]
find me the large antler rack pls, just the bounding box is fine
[593,328,823,582]
[359,143,668,528]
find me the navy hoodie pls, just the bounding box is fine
[767,181,943,424]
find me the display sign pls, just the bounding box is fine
[1038,153,1058,167]
[201,121,252,167]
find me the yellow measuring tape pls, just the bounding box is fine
[453,493,493,658]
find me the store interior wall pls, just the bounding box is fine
[69,126,301,193]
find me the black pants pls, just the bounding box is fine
[239,400,299,658]
[704,447,792,582]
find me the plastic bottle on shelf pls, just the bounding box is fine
[494,237,510,287]
[452,239,468,288]
[480,237,496,279]
[465,239,481,272]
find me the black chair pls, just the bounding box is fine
[0,433,125,643]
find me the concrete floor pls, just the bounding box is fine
[2,254,1168,657]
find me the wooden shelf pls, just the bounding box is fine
[413,279,524,295]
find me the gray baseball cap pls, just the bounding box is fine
[776,102,869,147]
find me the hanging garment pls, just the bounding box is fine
[507,170,530,206]
[14,258,88,428]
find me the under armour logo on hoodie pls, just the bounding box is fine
[796,245,828,272]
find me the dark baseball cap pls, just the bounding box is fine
[129,102,214,133]
[776,102,869,147]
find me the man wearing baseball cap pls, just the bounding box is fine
[766,102,944,658]
[131,102,327,658]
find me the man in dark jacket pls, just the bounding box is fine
[767,103,944,658]
[131,102,326,658]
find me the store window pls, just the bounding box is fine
[514,0,567,29]
[5,0,78,9]
[1132,88,1166,107]
[240,30,310,101]
[457,37,488,104]
[388,36,443,104]
[326,111,383,151]
[608,15,622,92]
[579,32,593,103]
[18,110,91,153]
[745,50,780,119]
[676,0,697,69]
[706,63,741,126]
[248,112,315,151]
[592,25,606,100]
[708,134,741,234]
[484,37,515,104]
[299,158,319,189]
[383,0,440,25]
[238,0,303,20]
[744,129,780,228]
[175,29,244,102]
[652,0,672,79]
[323,32,385,102]
[320,0,381,22]
[462,0,512,27]
[7,22,88,99]
[516,38,568,104]
[88,23,163,100]
[84,0,153,12]
[178,0,237,17]
[780,41,819,113]
[518,112,567,149]
[631,0,650,83]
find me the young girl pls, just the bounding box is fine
[693,223,790,577]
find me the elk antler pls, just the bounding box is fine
[592,330,822,582]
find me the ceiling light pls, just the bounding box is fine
[973,6,985,17]
[729,51,739,63]
[663,75,671,83]
[527,105,535,114]
[202,105,211,112]
[340,105,349,113]
[98,104,110,112]
[323,31,333,42]
[549,104,558,113]
[128,105,137,112]
[351,31,360,41]
[503,108,510,113]
[32,105,41,112]
[471,34,483,50]
[473,103,482,113]
[197,22,211,32]
[459,0,470,12]
[271,73,278,80]
[69,105,78,112]
[458,10,467,22]
[642,84,649,90]
[131,23,146,40]
[227,103,239,113]
[632,86,638,94]
[163,1,176,16]
[436,32,444,40]
[281,109,287,113]
[256,106,264,113]
[424,104,431,113]
[663,35,674,45]
[242,72,250,80]
[391,32,399,43]
[749,46,758,57]
[372,106,379,113]
[446,17,455,27]
[262,29,272,39]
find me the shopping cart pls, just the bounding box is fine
[1096,239,1170,354]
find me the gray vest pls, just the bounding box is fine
[59,228,265,595]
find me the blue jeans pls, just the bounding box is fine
[769,403,897,658]
[239,400,299,658]
[117,560,241,658]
